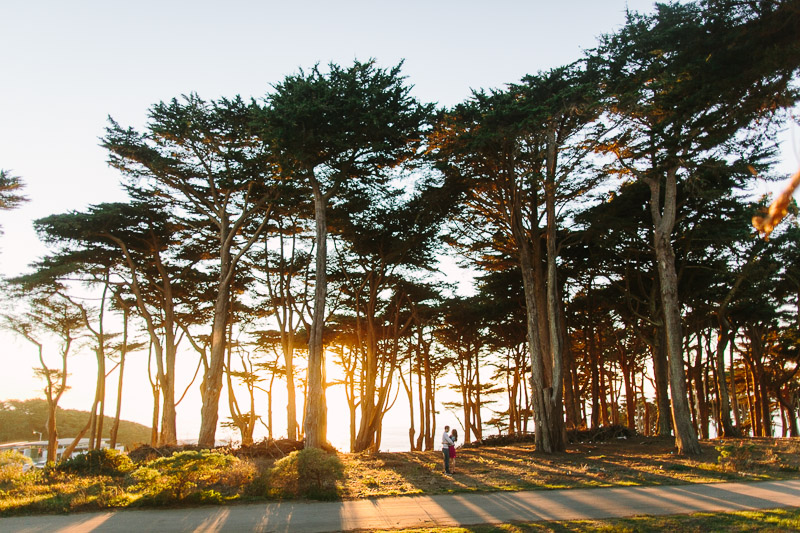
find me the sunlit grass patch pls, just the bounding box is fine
[340,437,800,500]
[0,474,125,514]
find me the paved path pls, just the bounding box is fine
[2,479,799,532]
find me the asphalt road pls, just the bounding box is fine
[2,479,799,532]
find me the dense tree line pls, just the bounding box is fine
[3,0,799,458]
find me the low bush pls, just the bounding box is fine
[268,448,344,500]
[0,450,33,484]
[57,449,134,477]
[130,449,239,503]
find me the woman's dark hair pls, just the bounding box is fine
[451,428,458,441]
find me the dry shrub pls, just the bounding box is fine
[716,442,756,472]
[268,448,344,500]
[214,458,257,489]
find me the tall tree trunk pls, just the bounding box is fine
[348,376,356,451]
[514,170,564,453]
[744,359,758,436]
[160,358,177,445]
[110,302,128,449]
[424,346,435,450]
[159,308,177,447]
[641,292,673,437]
[474,348,483,441]
[687,361,698,430]
[25,333,68,463]
[225,327,255,446]
[147,341,160,447]
[651,321,673,436]
[692,330,709,439]
[507,354,517,434]
[198,248,232,447]
[460,358,472,444]
[519,242,550,451]
[562,340,579,430]
[609,366,620,426]
[756,363,772,437]
[713,328,738,436]
[89,349,106,450]
[150,388,160,447]
[110,236,178,445]
[305,181,329,448]
[640,373,651,436]
[543,125,566,447]
[354,288,380,452]
[745,326,772,437]
[266,373,275,440]
[80,279,109,451]
[353,285,408,452]
[416,346,425,450]
[620,353,636,430]
[110,350,125,449]
[148,262,177,447]
[600,368,611,427]
[401,355,416,450]
[589,323,601,428]
[45,398,58,462]
[729,339,741,430]
[647,168,701,455]
[284,340,298,441]
[270,227,301,442]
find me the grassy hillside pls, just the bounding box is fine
[0,398,151,449]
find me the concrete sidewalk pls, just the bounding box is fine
[2,479,799,532]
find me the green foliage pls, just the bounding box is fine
[0,169,28,213]
[0,449,33,468]
[0,399,151,449]
[0,450,33,484]
[57,449,134,477]
[268,448,344,500]
[129,450,242,502]
[266,59,432,179]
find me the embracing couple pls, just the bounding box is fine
[441,425,458,475]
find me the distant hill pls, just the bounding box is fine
[0,399,151,449]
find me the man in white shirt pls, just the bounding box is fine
[442,425,454,474]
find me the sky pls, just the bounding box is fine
[1,1,797,450]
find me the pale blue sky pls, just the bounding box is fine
[1,1,795,447]
[0,1,662,278]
